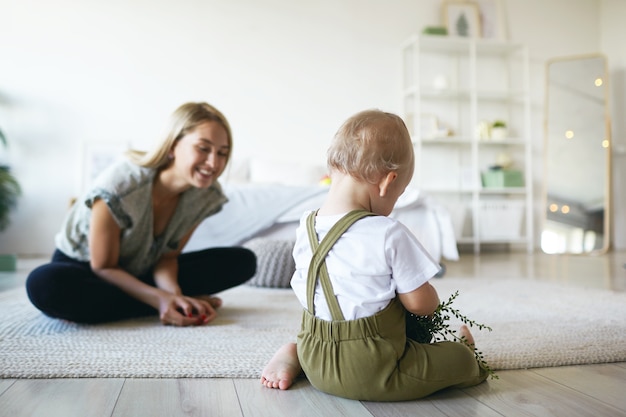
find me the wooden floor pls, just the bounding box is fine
[1,252,625,417]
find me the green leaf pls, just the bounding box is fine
[405,290,498,379]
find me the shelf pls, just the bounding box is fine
[403,35,533,254]
[420,89,472,100]
[476,90,528,101]
[474,41,526,55]
[419,137,473,145]
[421,187,476,194]
[418,138,525,146]
[412,35,472,53]
[480,187,527,195]
[416,89,527,102]
[413,35,525,55]
[477,139,526,146]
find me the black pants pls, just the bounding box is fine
[25,248,256,324]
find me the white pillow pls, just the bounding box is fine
[248,157,327,186]
[243,238,295,288]
[220,158,250,183]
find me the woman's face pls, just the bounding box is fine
[171,120,230,189]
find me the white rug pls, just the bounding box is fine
[0,279,625,378]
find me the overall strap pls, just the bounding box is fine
[305,209,376,321]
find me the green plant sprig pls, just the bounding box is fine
[406,290,498,379]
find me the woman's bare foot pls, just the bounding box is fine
[208,296,222,308]
[459,324,475,347]
[196,295,222,309]
[261,343,302,390]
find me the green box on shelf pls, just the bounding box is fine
[481,169,524,188]
[422,26,448,36]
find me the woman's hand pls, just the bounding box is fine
[158,292,217,327]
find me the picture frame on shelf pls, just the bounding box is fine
[443,1,482,38]
[474,0,508,40]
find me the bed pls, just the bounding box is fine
[182,158,458,285]
[184,181,459,265]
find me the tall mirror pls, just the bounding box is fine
[541,54,611,254]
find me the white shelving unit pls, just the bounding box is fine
[402,35,533,253]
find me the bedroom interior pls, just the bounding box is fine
[1,0,625,416]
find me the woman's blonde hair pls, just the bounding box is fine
[127,102,233,169]
[327,109,414,184]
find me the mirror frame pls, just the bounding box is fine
[542,53,612,255]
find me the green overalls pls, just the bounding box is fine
[296,210,488,401]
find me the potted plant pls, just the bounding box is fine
[490,120,508,141]
[0,127,21,271]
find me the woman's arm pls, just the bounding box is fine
[397,281,440,316]
[88,200,214,325]
[152,225,198,295]
[89,199,163,307]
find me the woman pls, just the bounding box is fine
[26,102,256,326]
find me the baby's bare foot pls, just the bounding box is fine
[261,343,302,390]
[459,324,475,347]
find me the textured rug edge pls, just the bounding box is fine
[1,280,625,378]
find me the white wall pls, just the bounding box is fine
[0,0,619,256]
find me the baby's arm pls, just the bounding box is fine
[398,282,440,316]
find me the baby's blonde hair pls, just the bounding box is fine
[327,109,414,184]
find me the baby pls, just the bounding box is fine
[261,109,487,401]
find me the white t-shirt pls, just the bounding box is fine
[290,211,440,321]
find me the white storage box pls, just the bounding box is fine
[479,200,525,239]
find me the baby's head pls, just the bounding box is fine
[327,109,414,185]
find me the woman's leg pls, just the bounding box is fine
[177,247,256,295]
[26,250,154,323]
[26,247,256,323]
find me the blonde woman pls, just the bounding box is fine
[261,109,487,401]
[26,102,256,325]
